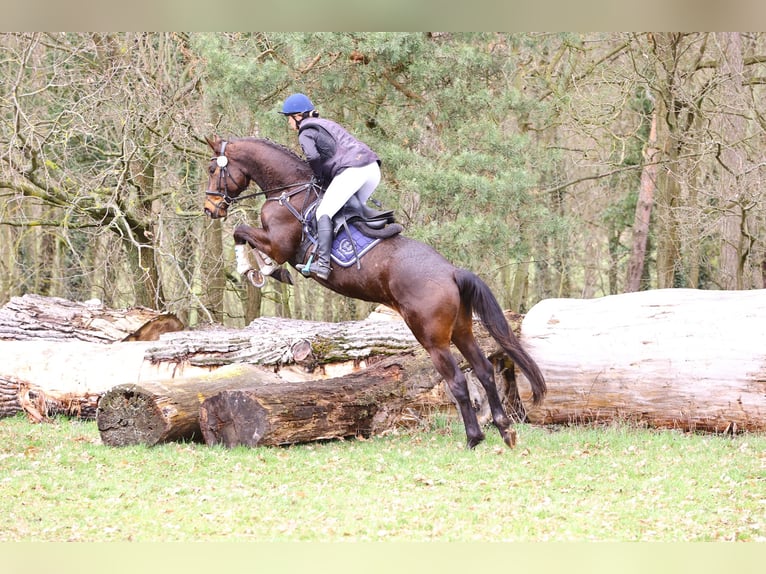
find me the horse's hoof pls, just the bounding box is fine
[502,428,517,449]
[246,269,266,288]
[466,433,485,450]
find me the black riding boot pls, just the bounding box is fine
[299,214,332,280]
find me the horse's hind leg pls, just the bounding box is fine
[453,326,517,448]
[398,289,484,448]
[427,347,485,449]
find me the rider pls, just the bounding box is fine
[280,92,381,280]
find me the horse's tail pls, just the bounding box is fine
[455,269,547,405]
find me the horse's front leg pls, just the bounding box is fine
[233,224,294,286]
[233,224,274,255]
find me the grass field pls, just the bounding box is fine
[1,413,764,542]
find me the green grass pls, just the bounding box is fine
[1,414,764,542]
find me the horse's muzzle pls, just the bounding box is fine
[204,195,228,219]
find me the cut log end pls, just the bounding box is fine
[97,385,173,447]
[200,391,272,447]
[198,363,408,448]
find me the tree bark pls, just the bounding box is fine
[626,104,658,292]
[199,359,409,447]
[0,293,183,342]
[716,32,749,290]
[518,288,766,432]
[97,363,283,446]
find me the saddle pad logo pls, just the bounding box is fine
[331,223,381,267]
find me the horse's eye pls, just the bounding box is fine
[209,165,216,175]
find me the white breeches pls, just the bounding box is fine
[315,162,381,220]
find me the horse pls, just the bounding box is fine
[203,135,546,449]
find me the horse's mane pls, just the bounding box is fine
[236,136,308,167]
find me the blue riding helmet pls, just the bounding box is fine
[281,93,315,115]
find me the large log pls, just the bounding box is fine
[0,340,213,420]
[143,315,422,369]
[0,314,438,422]
[518,288,766,432]
[199,359,410,447]
[95,314,533,446]
[0,294,183,342]
[3,301,528,440]
[97,364,285,446]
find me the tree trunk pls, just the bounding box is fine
[655,106,682,289]
[650,34,685,290]
[202,218,226,323]
[0,293,183,342]
[716,32,748,290]
[0,340,215,421]
[626,104,658,292]
[199,359,409,447]
[518,288,766,432]
[97,363,283,446]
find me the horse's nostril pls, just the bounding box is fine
[205,206,227,220]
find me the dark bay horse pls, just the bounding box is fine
[203,135,546,449]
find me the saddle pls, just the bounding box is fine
[298,194,402,271]
[238,192,403,288]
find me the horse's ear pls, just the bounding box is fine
[205,135,221,153]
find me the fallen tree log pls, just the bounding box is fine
[99,353,453,447]
[518,288,766,432]
[199,359,409,447]
[97,364,285,446]
[0,293,183,342]
[142,315,423,368]
[1,297,529,441]
[0,340,213,421]
[1,374,102,422]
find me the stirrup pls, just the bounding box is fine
[298,255,330,280]
[299,255,314,277]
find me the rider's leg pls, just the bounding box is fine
[351,163,390,219]
[297,213,333,280]
[316,163,380,218]
[352,162,381,206]
[298,163,380,279]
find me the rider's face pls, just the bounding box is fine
[287,114,300,131]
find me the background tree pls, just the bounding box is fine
[2,32,766,329]
[0,33,208,317]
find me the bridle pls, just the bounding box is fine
[205,139,321,218]
[205,140,262,207]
